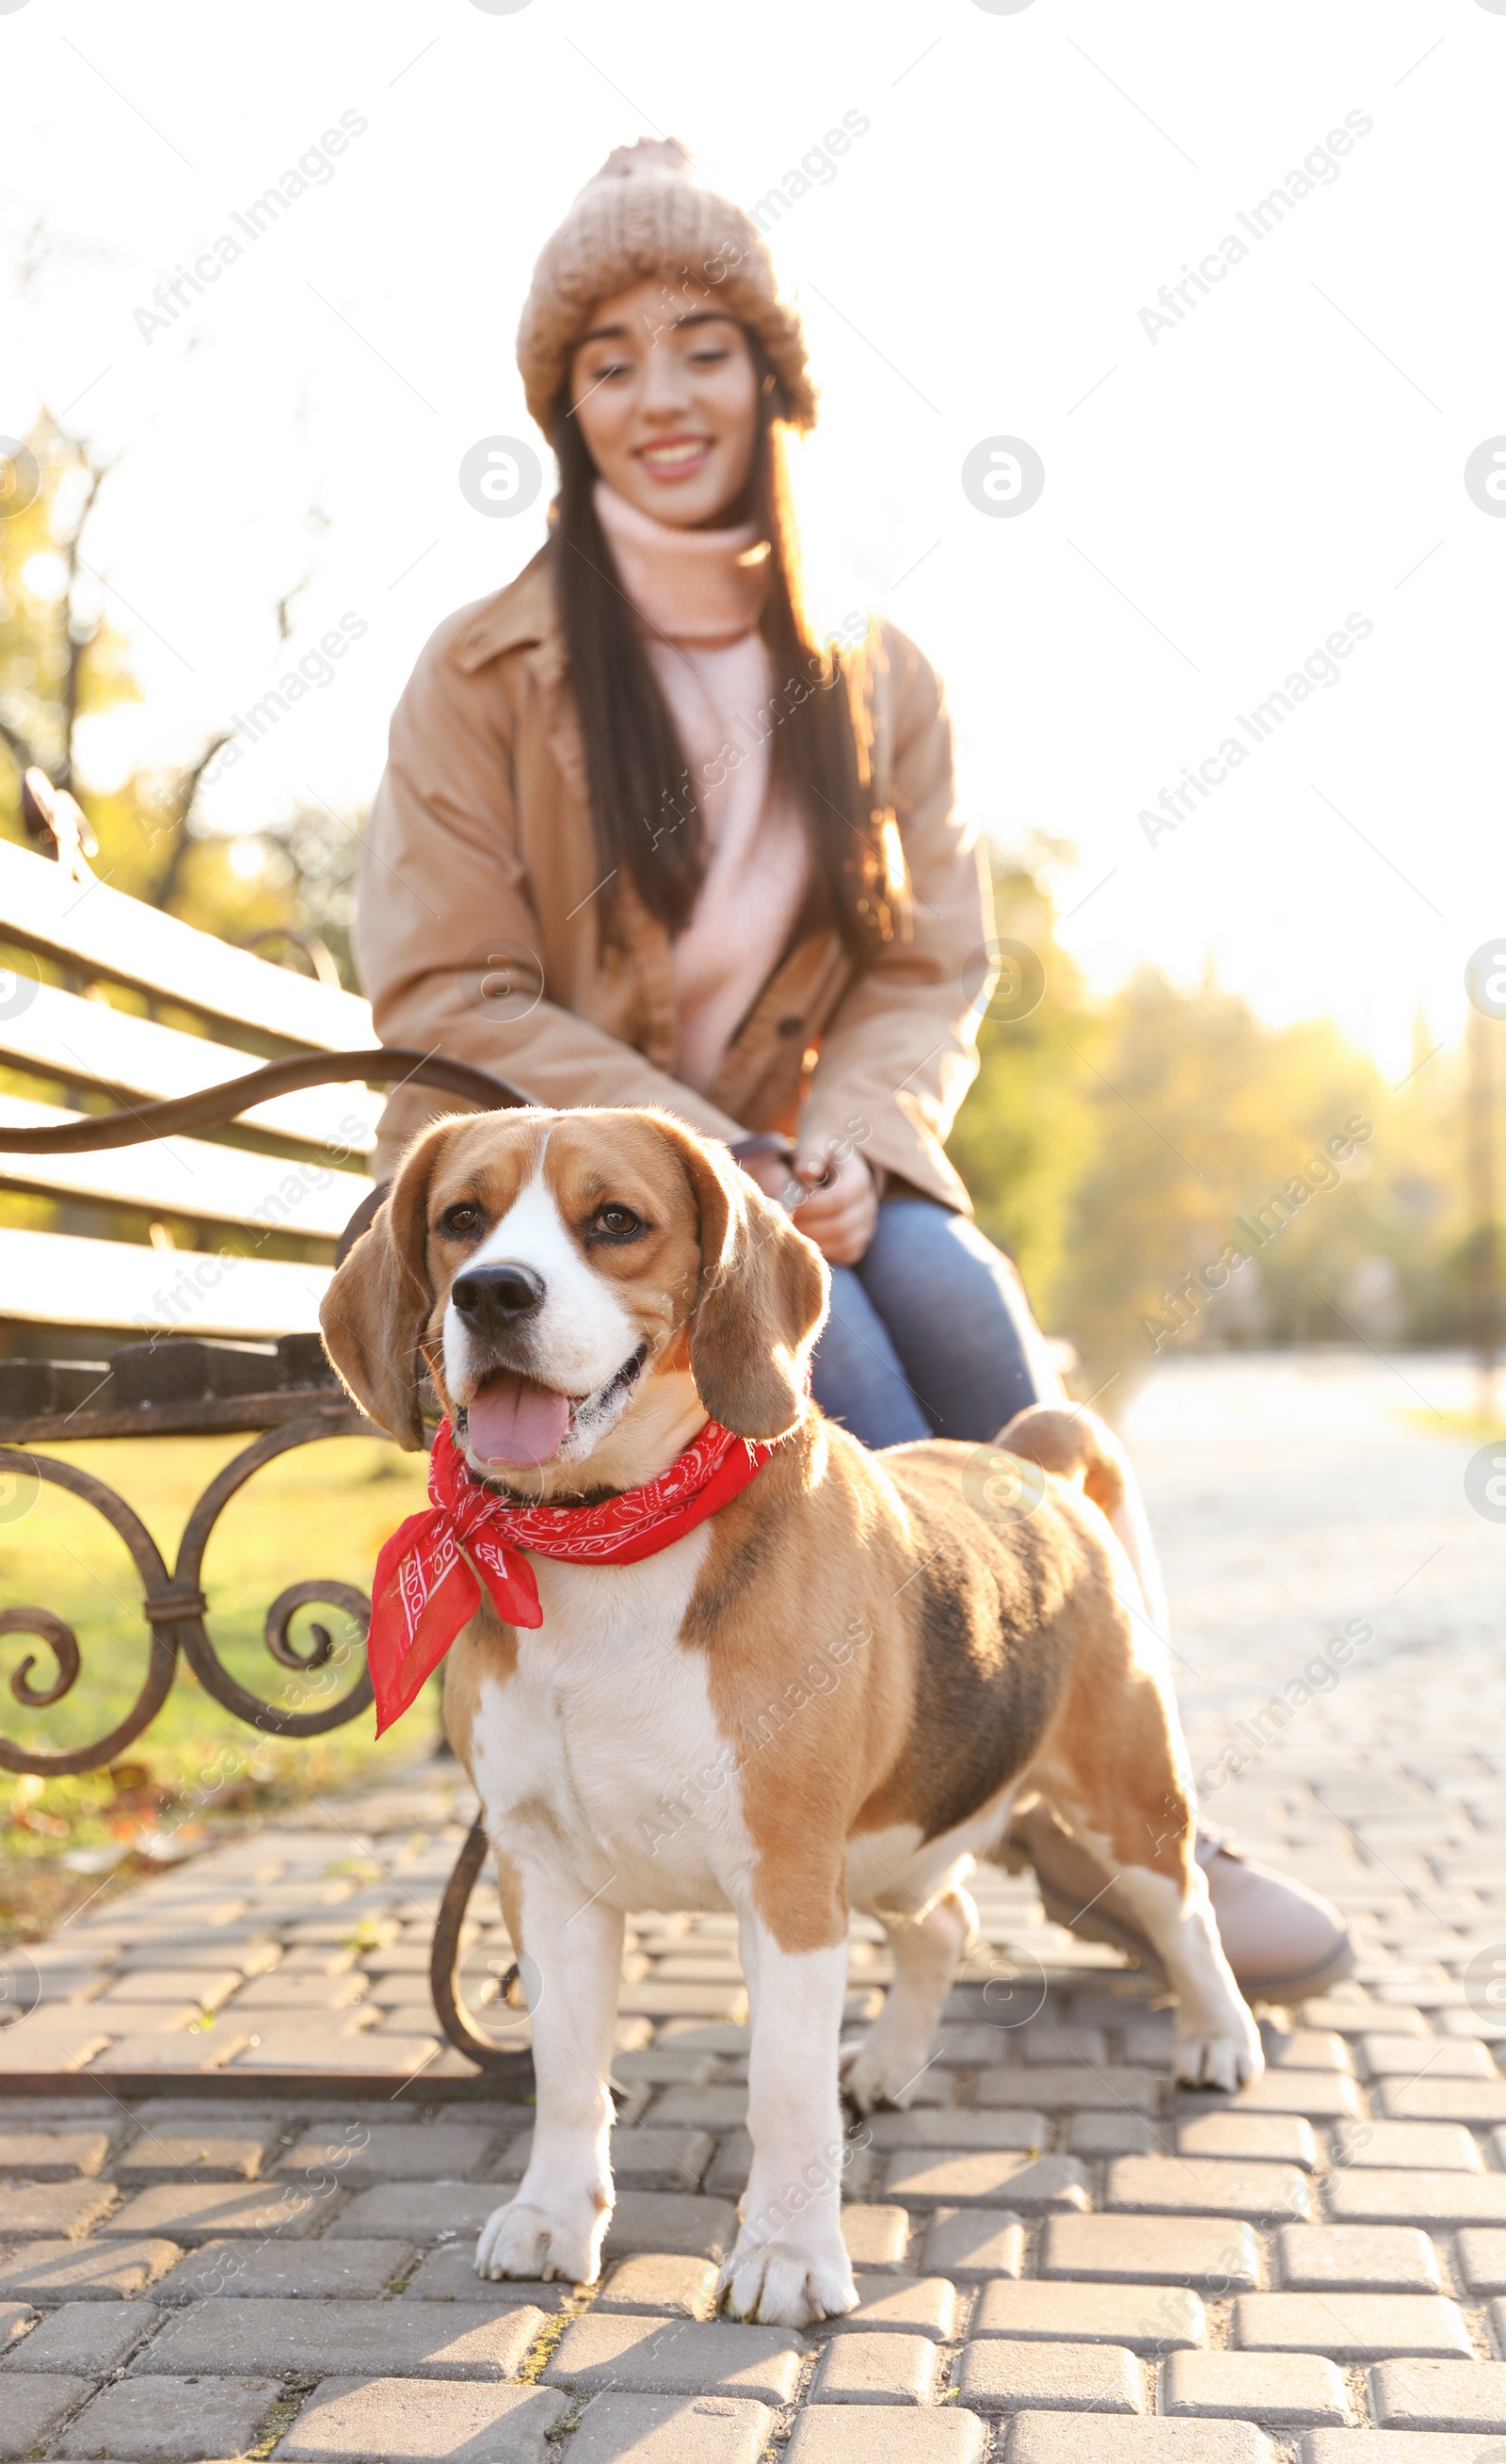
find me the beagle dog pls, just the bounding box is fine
[320,1105,1261,2329]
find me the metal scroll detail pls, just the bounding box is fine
[171,1423,376,1736]
[0,1422,377,1775]
[0,1436,544,2077]
[430,1815,534,2078]
[0,1451,182,1777]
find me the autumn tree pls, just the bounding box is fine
[0,414,352,972]
[947,864,1474,1396]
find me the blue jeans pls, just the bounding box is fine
[809,1199,1048,1449]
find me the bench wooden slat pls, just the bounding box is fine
[0,840,373,1051]
[0,1225,330,1336]
[0,1098,372,1238]
[0,981,378,1153]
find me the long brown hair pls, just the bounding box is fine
[550,352,898,967]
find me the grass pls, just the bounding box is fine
[0,1428,438,1941]
[248,2396,306,2459]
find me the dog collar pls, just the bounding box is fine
[365,1415,785,1734]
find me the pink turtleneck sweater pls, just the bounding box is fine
[594,483,809,1096]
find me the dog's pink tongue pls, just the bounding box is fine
[466,1373,571,1468]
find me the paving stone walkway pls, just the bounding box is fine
[0,1350,1500,2460]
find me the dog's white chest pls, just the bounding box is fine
[466,1524,747,1910]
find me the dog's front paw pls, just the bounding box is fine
[718,2233,857,2327]
[474,2195,609,2285]
[1174,2015,1264,2093]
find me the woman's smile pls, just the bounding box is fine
[635,433,716,483]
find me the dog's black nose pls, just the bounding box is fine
[451,1262,545,1323]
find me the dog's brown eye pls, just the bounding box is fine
[593,1204,642,1240]
[440,1202,483,1239]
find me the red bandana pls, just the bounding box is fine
[366,1415,783,1734]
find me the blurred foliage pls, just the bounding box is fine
[945,847,1106,1321]
[0,413,359,981]
[950,848,1491,1397]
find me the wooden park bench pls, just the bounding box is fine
[0,792,532,2095]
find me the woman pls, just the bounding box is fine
[354,138,1349,2001]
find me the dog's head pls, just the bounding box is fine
[319,1107,829,1496]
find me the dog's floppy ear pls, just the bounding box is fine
[655,1117,829,1441]
[319,1118,466,1449]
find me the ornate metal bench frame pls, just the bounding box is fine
[0,1049,532,2098]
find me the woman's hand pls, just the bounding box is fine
[737,1143,878,1264]
[789,1147,878,1265]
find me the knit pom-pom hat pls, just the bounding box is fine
[517,137,817,439]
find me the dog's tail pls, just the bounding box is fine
[996,1403,1168,1637]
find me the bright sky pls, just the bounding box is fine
[3,0,1502,1077]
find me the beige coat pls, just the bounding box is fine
[354,550,992,1208]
